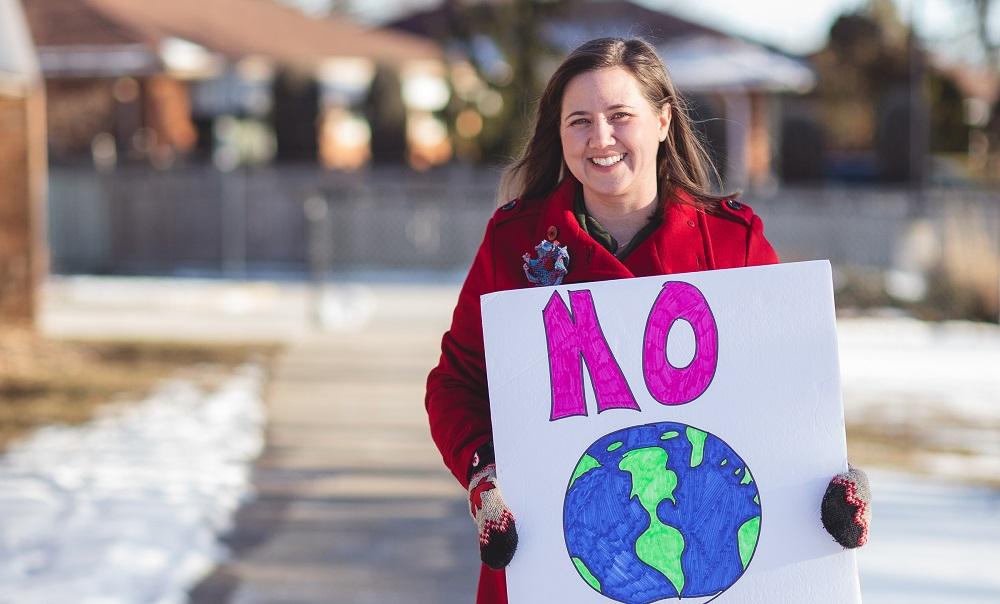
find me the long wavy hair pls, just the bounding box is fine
[499,37,729,209]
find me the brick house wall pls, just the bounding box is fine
[0,85,47,325]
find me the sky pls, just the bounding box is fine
[292,0,999,62]
[635,0,985,55]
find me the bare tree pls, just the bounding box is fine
[443,0,575,161]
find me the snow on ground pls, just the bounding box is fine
[858,471,1000,603]
[839,317,1000,424]
[838,317,1000,484]
[0,365,265,604]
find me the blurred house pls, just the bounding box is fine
[22,0,445,170]
[937,61,999,179]
[0,0,47,325]
[785,8,998,186]
[390,0,815,190]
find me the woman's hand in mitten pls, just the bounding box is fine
[821,465,871,548]
[468,462,518,569]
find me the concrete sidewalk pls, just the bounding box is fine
[184,284,480,603]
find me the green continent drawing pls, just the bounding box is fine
[619,447,686,595]
[569,454,602,490]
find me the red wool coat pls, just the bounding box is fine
[425,176,779,604]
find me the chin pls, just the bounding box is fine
[589,185,631,200]
[581,176,633,199]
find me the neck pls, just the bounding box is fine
[583,190,659,247]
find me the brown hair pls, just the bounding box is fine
[499,37,729,209]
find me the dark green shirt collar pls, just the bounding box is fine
[573,186,663,261]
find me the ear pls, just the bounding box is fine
[658,103,671,142]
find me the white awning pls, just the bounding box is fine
[660,35,815,94]
[36,45,160,77]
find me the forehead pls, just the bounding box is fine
[561,67,647,114]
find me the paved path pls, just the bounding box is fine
[187,285,480,604]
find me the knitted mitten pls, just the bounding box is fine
[821,465,871,548]
[468,463,518,569]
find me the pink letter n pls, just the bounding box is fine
[542,290,638,420]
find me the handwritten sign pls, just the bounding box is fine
[481,261,861,603]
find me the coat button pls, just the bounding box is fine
[687,220,695,228]
[546,225,558,241]
[726,199,743,211]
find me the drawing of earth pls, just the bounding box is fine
[563,422,761,603]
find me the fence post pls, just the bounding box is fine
[221,167,248,277]
[304,192,332,326]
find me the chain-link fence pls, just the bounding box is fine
[49,165,500,275]
[48,165,1000,320]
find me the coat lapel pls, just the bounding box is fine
[535,178,635,284]
[626,199,706,277]
[530,179,708,284]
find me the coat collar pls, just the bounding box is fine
[534,177,631,283]
[534,177,707,283]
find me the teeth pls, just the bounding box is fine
[591,154,624,167]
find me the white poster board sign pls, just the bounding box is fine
[481,261,861,603]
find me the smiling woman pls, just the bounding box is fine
[500,38,729,214]
[425,37,868,604]
[559,67,670,246]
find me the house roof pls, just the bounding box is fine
[23,0,163,76]
[389,0,726,48]
[23,0,157,47]
[388,0,813,94]
[89,0,442,64]
[24,0,441,76]
[540,0,728,49]
[0,0,41,88]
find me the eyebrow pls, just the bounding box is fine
[564,104,636,120]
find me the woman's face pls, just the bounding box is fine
[559,67,670,210]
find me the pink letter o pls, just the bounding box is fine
[642,282,718,405]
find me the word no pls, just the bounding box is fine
[543,282,718,421]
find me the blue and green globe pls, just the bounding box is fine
[563,422,761,603]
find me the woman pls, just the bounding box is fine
[426,37,869,604]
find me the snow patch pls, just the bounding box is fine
[0,365,266,603]
[859,471,1000,603]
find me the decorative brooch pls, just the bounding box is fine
[523,227,569,286]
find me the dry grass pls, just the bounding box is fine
[846,413,1000,489]
[0,327,280,450]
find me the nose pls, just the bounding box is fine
[589,118,615,149]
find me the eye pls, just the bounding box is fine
[568,117,590,127]
[610,111,632,121]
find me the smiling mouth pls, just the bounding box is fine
[590,153,626,167]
